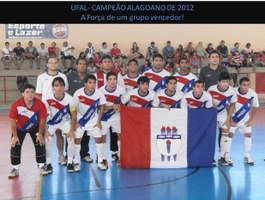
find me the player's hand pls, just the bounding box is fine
[11,136,19,147]
[113,104,120,111]
[45,131,52,141]
[94,121,102,129]
[245,120,253,127]
[223,120,231,133]
[67,130,75,141]
[36,134,45,145]
[230,119,237,127]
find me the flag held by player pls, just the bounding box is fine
[120,107,217,168]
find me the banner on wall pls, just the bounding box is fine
[5,24,68,39]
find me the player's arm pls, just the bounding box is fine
[245,107,257,127]
[224,102,235,131]
[95,104,105,129]
[37,118,46,145]
[10,119,19,147]
[68,105,77,140]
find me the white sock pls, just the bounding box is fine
[96,143,103,163]
[219,134,228,159]
[117,140,121,157]
[74,144,81,164]
[45,136,53,164]
[225,137,232,158]
[67,138,75,164]
[38,163,45,168]
[102,143,106,160]
[245,137,252,158]
[12,165,19,170]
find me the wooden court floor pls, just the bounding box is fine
[0,108,265,200]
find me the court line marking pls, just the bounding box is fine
[217,166,232,200]
[90,167,101,188]
[35,174,43,200]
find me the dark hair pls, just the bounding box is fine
[178,57,188,64]
[52,77,65,87]
[137,76,150,85]
[106,71,117,80]
[166,76,177,84]
[208,50,220,58]
[128,59,138,66]
[193,80,204,87]
[113,43,117,46]
[101,54,113,62]
[218,71,231,81]
[239,77,250,85]
[152,53,163,61]
[151,41,155,45]
[167,41,171,44]
[22,83,35,93]
[84,74,96,83]
[76,57,87,65]
[102,42,107,46]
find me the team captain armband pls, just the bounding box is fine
[70,105,76,112]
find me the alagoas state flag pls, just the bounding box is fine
[120,107,217,168]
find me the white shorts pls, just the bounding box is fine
[230,125,252,134]
[75,126,102,138]
[101,118,121,135]
[47,121,71,136]
[217,114,228,129]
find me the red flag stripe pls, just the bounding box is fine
[158,96,177,106]
[175,76,189,84]
[185,98,203,107]
[47,99,65,110]
[209,91,227,101]
[130,95,149,106]
[120,107,150,168]
[144,73,163,83]
[124,78,138,87]
[78,95,96,106]
[237,94,248,105]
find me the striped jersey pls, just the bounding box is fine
[152,89,184,108]
[181,91,213,108]
[143,69,170,92]
[121,88,155,108]
[43,92,75,125]
[73,88,106,127]
[123,74,142,92]
[173,72,198,93]
[99,85,126,121]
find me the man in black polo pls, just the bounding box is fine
[66,57,93,163]
[199,50,232,91]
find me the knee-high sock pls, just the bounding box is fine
[225,137,232,158]
[45,136,53,164]
[102,143,106,160]
[219,134,228,159]
[245,137,252,158]
[96,143,103,163]
[74,144,81,164]
[67,138,75,164]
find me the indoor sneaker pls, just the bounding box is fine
[46,163,53,174]
[244,157,254,165]
[39,166,49,175]
[97,162,107,170]
[8,168,19,178]
[218,157,229,166]
[111,153,119,161]
[74,163,81,172]
[82,155,93,163]
[67,163,74,173]
[58,156,67,165]
[225,157,234,166]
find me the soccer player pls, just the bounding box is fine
[73,74,107,171]
[8,84,48,178]
[123,59,141,92]
[181,80,213,109]
[43,77,77,173]
[66,58,93,163]
[143,53,171,92]
[173,57,198,93]
[36,57,69,165]
[207,72,237,166]
[99,72,125,164]
[95,54,124,161]
[152,76,183,109]
[122,76,155,108]
[227,77,259,165]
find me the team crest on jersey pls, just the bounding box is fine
[156,126,181,162]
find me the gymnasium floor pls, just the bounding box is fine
[0,108,265,200]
